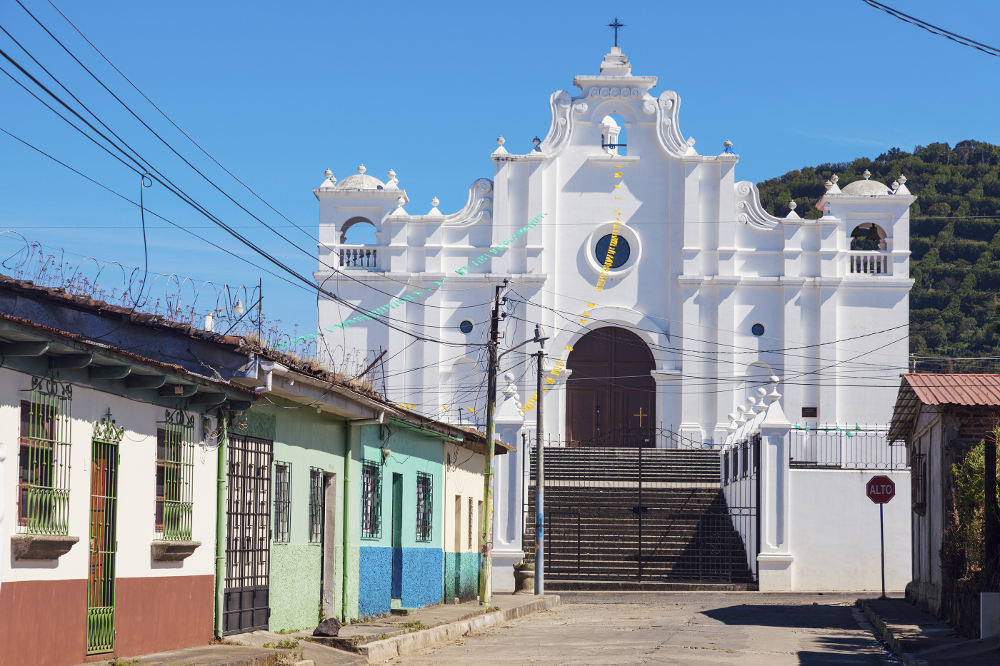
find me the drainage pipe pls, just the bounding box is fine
[214,410,228,638]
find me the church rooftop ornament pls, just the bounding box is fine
[839,169,892,196]
[335,164,386,191]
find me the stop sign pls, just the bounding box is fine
[867,475,895,504]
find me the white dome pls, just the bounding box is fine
[335,174,385,190]
[841,170,890,195]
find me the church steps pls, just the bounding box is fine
[524,446,754,589]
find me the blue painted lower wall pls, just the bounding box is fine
[359,547,392,617]
[359,546,443,616]
[402,547,443,608]
[444,551,480,602]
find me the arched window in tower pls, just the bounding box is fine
[339,216,378,269]
[601,113,627,156]
[848,223,891,275]
[849,223,888,252]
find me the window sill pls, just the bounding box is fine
[151,540,201,562]
[12,533,79,561]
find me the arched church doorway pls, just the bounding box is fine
[565,326,655,446]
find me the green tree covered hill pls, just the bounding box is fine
[756,141,1000,361]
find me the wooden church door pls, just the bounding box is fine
[565,326,655,446]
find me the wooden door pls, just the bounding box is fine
[566,327,655,446]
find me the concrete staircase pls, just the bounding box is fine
[524,446,755,591]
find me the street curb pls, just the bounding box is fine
[357,595,560,663]
[856,598,921,665]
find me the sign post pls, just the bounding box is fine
[867,475,896,599]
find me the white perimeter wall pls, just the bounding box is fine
[789,468,911,592]
[0,366,218,583]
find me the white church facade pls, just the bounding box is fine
[312,46,915,446]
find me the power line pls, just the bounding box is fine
[860,0,1000,58]
[0,39,474,348]
[21,0,496,307]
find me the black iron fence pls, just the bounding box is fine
[720,434,760,582]
[788,426,906,470]
[523,428,756,586]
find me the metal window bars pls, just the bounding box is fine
[416,472,433,542]
[18,376,72,535]
[361,461,382,539]
[309,468,324,543]
[156,409,195,541]
[224,433,272,634]
[273,462,291,542]
[86,412,124,654]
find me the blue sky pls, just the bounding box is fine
[1,0,998,339]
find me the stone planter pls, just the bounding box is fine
[513,564,535,594]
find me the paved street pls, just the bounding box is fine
[390,592,899,665]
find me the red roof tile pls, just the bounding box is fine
[902,373,1000,406]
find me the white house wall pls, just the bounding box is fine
[0,366,218,582]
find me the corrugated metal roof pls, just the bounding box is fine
[889,373,1000,443]
[902,373,1000,406]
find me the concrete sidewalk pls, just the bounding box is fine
[303,593,559,663]
[857,596,1000,665]
[87,594,558,666]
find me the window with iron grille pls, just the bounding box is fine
[722,452,729,484]
[273,462,291,542]
[309,468,324,543]
[416,472,433,542]
[18,376,72,535]
[731,449,738,483]
[752,434,761,475]
[912,452,927,515]
[361,461,382,539]
[155,409,195,540]
[741,440,749,478]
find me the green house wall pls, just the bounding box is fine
[239,401,349,631]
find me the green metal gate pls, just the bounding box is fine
[87,413,123,654]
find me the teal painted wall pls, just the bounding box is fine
[443,551,480,602]
[241,402,349,631]
[358,423,444,616]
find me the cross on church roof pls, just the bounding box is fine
[608,17,624,47]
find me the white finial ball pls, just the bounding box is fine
[788,200,797,210]
[898,174,907,184]
[497,136,505,146]
[892,181,899,190]
[723,139,733,148]
[431,196,439,207]
[358,164,367,174]
[686,137,696,147]
[397,196,406,207]
[863,169,871,180]
[388,169,396,179]
[831,174,839,184]
[824,180,833,190]
[324,168,332,179]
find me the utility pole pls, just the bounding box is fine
[478,282,504,604]
[534,348,545,595]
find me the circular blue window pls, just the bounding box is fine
[595,234,630,269]
[459,320,474,334]
[751,323,765,337]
